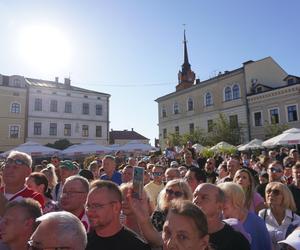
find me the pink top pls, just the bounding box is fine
[249,192,264,212]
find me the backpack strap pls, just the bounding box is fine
[263,208,267,221]
[55,183,60,199]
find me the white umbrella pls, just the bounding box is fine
[192,143,205,153]
[262,128,300,148]
[0,141,61,157]
[117,140,157,153]
[210,141,236,151]
[62,140,111,156]
[238,139,264,151]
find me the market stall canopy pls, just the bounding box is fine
[210,141,236,151]
[238,139,264,151]
[0,141,61,157]
[116,140,157,153]
[192,143,205,153]
[262,128,300,148]
[61,140,111,156]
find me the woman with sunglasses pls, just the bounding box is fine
[151,179,193,232]
[258,182,300,250]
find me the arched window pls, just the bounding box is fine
[11,103,20,113]
[174,102,179,114]
[187,97,194,111]
[205,92,213,106]
[162,107,167,118]
[224,86,232,101]
[232,84,240,99]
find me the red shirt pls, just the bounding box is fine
[0,186,45,208]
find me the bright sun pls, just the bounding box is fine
[19,25,72,72]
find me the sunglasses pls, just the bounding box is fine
[269,167,283,173]
[266,188,281,196]
[166,189,183,197]
[5,158,28,167]
[152,172,163,177]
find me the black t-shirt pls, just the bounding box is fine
[86,227,151,250]
[289,184,300,215]
[209,223,250,250]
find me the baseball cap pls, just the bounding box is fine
[278,228,300,250]
[170,161,179,168]
[60,160,78,170]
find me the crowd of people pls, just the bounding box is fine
[0,142,300,250]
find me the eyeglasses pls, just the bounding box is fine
[152,172,163,177]
[85,201,117,210]
[5,158,29,167]
[165,189,184,197]
[266,188,281,196]
[269,167,283,173]
[27,240,71,250]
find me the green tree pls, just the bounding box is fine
[207,113,244,146]
[264,122,289,139]
[46,139,72,150]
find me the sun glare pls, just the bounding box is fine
[19,25,72,72]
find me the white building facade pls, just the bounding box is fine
[26,77,110,145]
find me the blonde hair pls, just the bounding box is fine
[157,179,192,211]
[218,182,245,210]
[265,182,296,211]
[233,168,255,209]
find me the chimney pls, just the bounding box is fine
[55,77,59,83]
[64,78,71,88]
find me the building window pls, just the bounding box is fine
[254,112,262,127]
[162,108,167,118]
[163,128,167,139]
[65,102,72,113]
[287,78,294,85]
[82,103,89,115]
[11,103,20,113]
[270,108,279,124]
[64,124,71,136]
[34,98,42,111]
[49,123,57,136]
[232,84,240,99]
[175,126,179,135]
[173,102,179,114]
[34,122,42,135]
[189,123,194,134]
[229,115,238,128]
[187,98,194,111]
[50,100,58,112]
[287,105,298,122]
[82,125,89,137]
[205,92,213,106]
[224,87,232,101]
[96,126,102,137]
[96,104,103,116]
[207,120,214,132]
[9,125,20,138]
[13,79,21,87]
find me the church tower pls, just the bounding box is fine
[176,30,196,91]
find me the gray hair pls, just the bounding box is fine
[36,211,87,250]
[64,175,89,193]
[7,150,32,168]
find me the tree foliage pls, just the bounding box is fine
[264,123,289,139]
[46,139,72,150]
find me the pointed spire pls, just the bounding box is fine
[182,29,191,73]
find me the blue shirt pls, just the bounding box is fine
[100,171,122,185]
[243,211,272,250]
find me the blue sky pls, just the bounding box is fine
[1,0,300,145]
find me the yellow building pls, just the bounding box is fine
[0,75,27,152]
[156,32,299,148]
